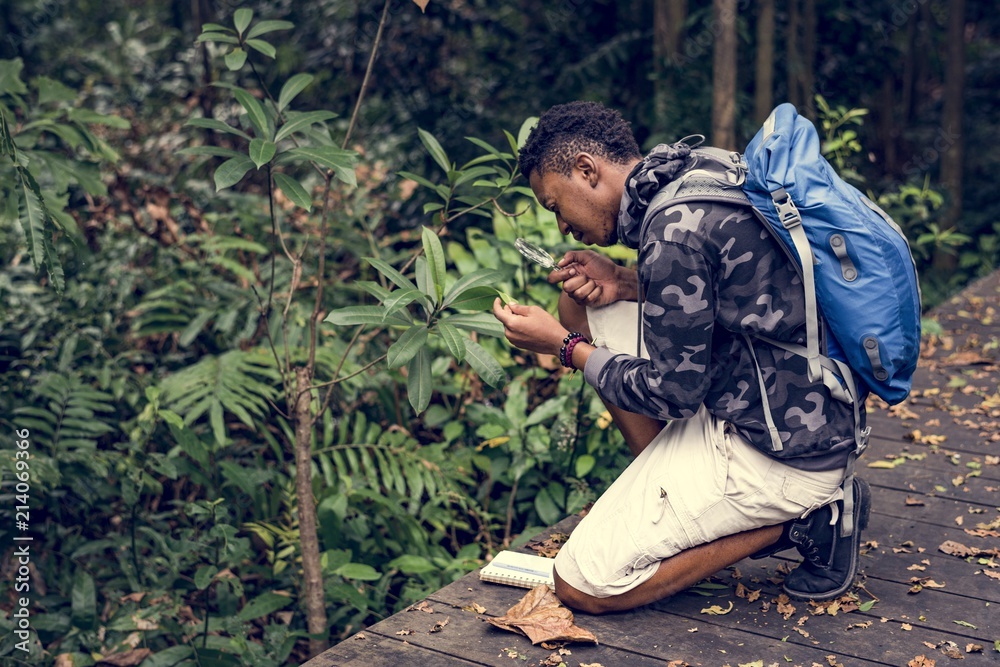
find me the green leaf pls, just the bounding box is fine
[421,226,447,303]
[325,305,408,326]
[382,288,426,318]
[201,23,232,32]
[442,313,505,338]
[435,321,465,362]
[464,339,505,387]
[34,76,77,104]
[233,8,253,36]
[574,454,596,478]
[213,155,255,191]
[406,348,432,413]
[178,145,244,159]
[185,117,251,141]
[388,554,436,574]
[443,268,506,307]
[236,592,293,622]
[274,110,338,142]
[224,47,247,71]
[418,127,451,173]
[71,569,96,630]
[504,129,519,156]
[534,486,561,525]
[246,39,276,58]
[365,257,417,291]
[387,325,428,369]
[857,599,877,612]
[444,285,497,311]
[952,620,978,629]
[232,88,269,139]
[278,73,314,111]
[0,58,28,96]
[194,565,218,590]
[197,32,239,44]
[141,646,194,667]
[272,172,312,210]
[247,19,295,39]
[283,145,357,186]
[335,563,381,581]
[248,138,276,168]
[517,116,539,150]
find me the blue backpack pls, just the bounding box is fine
[642,103,922,535]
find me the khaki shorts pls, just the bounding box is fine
[554,302,844,599]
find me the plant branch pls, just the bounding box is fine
[343,0,392,150]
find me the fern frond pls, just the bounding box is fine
[161,350,280,446]
[13,372,116,451]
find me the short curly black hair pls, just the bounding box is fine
[518,101,642,179]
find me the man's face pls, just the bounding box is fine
[528,155,619,247]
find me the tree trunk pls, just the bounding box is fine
[879,76,898,174]
[653,0,688,132]
[711,0,738,149]
[294,367,328,657]
[801,0,816,118]
[754,0,775,124]
[786,0,801,107]
[940,0,965,225]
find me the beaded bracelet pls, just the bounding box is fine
[559,332,589,369]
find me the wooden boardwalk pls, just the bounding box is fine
[307,271,1000,666]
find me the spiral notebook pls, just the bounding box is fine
[479,550,555,589]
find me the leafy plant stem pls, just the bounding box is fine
[343,0,391,150]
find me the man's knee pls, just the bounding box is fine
[553,566,611,615]
[557,292,591,338]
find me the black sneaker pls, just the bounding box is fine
[782,477,872,601]
[749,518,808,560]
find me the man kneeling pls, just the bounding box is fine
[492,101,871,614]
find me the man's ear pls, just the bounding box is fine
[574,153,600,188]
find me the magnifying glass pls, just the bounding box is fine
[514,238,559,270]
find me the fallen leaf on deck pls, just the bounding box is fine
[905,496,926,506]
[907,655,935,667]
[485,585,597,645]
[354,632,367,640]
[940,541,1000,558]
[907,564,927,571]
[847,621,872,630]
[429,616,450,633]
[953,620,977,629]
[463,603,487,614]
[858,599,877,612]
[700,601,734,615]
[792,626,810,638]
[966,644,983,653]
[941,647,963,659]
[687,627,698,632]
[982,570,1000,580]
[580,663,606,667]
[776,594,796,620]
[923,642,939,650]
[985,456,999,466]
[955,516,964,526]
[666,661,690,667]
[540,651,564,665]
[528,532,569,559]
[408,600,435,613]
[901,623,912,631]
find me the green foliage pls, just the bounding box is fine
[0,58,127,291]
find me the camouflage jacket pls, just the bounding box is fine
[583,144,860,471]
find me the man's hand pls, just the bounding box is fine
[547,250,636,307]
[492,298,569,356]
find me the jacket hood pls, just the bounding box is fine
[617,141,693,248]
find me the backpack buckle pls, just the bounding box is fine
[771,188,801,229]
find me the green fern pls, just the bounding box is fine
[161,350,280,446]
[14,373,117,451]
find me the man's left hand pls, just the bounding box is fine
[492,298,569,356]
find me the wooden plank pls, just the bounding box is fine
[866,410,999,456]
[428,574,883,666]
[863,467,1000,506]
[301,630,482,667]
[366,591,668,667]
[863,434,1000,480]
[869,484,998,527]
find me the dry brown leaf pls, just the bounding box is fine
[485,585,597,645]
[901,622,912,631]
[905,496,926,506]
[429,616,450,633]
[396,629,415,636]
[965,644,983,653]
[408,600,435,613]
[540,651,564,666]
[941,647,963,659]
[982,570,1000,580]
[701,601,734,615]
[776,594,796,620]
[528,532,570,559]
[907,654,936,667]
[95,649,152,667]
[463,603,487,614]
[940,540,1000,558]
[907,564,927,571]
[793,625,810,638]
[354,632,367,640]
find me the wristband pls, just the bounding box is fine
[559,332,588,369]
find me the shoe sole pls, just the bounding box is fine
[782,477,872,602]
